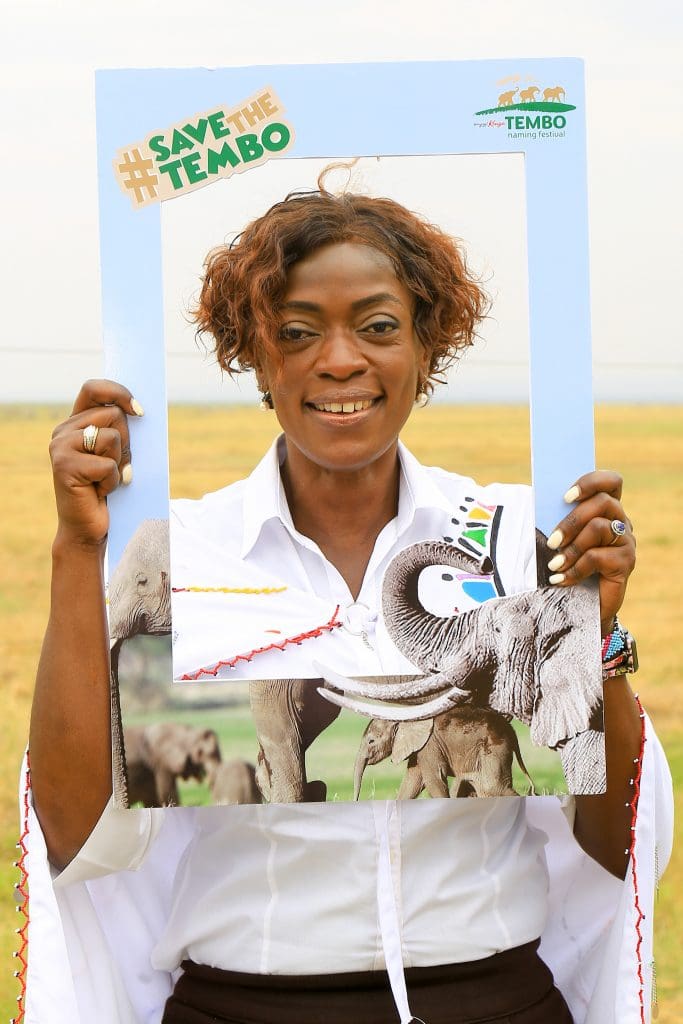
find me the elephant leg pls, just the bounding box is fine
[250,681,308,803]
[419,758,450,799]
[126,764,157,807]
[258,736,307,804]
[480,757,519,797]
[251,679,342,804]
[397,757,426,800]
[155,769,180,806]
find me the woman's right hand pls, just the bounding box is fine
[49,379,143,547]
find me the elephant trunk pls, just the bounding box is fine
[382,542,488,671]
[353,750,368,801]
[110,638,129,808]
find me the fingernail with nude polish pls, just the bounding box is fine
[546,530,564,550]
[563,485,580,503]
[548,554,565,572]
[121,464,134,486]
[131,398,145,417]
[549,573,565,585]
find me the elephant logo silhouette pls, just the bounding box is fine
[518,86,540,102]
[497,89,517,107]
[474,81,576,118]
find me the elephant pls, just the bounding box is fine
[497,88,517,106]
[211,759,262,805]
[354,707,535,801]
[109,519,339,807]
[250,679,341,803]
[543,86,566,102]
[108,519,343,808]
[317,539,606,795]
[108,518,172,807]
[123,722,222,806]
[519,86,540,102]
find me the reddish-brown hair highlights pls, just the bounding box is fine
[193,188,488,395]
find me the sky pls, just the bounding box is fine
[1,0,681,403]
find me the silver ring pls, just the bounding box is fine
[82,424,100,454]
[608,519,627,545]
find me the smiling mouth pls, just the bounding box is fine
[308,399,378,414]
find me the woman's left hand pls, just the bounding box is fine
[544,470,636,635]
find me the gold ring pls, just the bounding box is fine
[82,424,99,454]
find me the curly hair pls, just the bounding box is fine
[193,186,489,395]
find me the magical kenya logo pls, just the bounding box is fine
[474,78,576,140]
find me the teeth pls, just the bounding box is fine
[313,400,374,414]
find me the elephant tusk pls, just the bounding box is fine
[313,661,447,700]
[316,683,470,721]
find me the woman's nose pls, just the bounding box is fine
[315,329,368,378]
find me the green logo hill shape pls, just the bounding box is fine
[475,101,576,115]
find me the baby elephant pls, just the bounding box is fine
[211,759,262,805]
[354,707,534,800]
[124,722,222,807]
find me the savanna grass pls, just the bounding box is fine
[0,404,680,1020]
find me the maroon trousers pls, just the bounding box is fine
[162,939,574,1024]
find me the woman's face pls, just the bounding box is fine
[259,241,428,475]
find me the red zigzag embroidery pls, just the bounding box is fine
[179,607,343,680]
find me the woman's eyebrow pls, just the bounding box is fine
[280,300,321,312]
[280,293,404,313]
[351,292,404,311]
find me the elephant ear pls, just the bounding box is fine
[391,719,434,763]
[531,587,603,749]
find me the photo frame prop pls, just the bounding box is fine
[97,58,603,807]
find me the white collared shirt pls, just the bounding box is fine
[170,438,536,679]
[61,440,552,992]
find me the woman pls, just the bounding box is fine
[27,188,672,1024]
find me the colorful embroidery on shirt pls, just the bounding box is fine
[172,585,287,595]
[12,757,30,1024]
[180,606,343,680]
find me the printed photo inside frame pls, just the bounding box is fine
[97,59,603,809]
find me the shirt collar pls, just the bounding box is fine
[241,435,456,559]
[241,435,293,557]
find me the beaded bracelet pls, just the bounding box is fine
[601,617,639,679]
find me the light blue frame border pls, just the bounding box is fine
[96,59,594,569]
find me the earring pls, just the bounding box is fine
[259,390,273,411]
[415,372,429,408]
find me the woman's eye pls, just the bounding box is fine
[279,325,314,343]
[363,319,399,336]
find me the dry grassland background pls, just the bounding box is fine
[0,404,680,1020]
